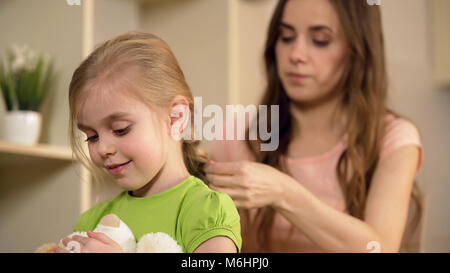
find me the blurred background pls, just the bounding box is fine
[0,0,448,252]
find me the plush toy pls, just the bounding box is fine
[35,214,183,253]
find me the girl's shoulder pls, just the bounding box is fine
[183,176,237,211]
[179,176,242,252]
[380,113,423,168]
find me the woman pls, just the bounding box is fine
[205,0,423,252]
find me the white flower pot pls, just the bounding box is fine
[2,111,42,145]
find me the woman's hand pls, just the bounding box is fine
[205,160,295,210]
[53,231,123,253]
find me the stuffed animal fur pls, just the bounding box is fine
[35,214,183,253]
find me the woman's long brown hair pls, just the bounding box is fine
[244,0,422,252]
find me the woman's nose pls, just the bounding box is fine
[289,38,308,64]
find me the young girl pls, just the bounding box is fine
[55,31,241,253]
[206,0,423,252]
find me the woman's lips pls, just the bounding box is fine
[287,72,311,83]
[108,160,132,175]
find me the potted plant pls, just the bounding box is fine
[0,45,54,145]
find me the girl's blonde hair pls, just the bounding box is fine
[69,31,209,189]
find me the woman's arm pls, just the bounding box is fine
[277,146,419,252]
[206,145,420,252]
[194,236,237,253]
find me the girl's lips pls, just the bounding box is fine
[108,160,132,175]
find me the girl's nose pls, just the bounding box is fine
[289,38,308,64]
[97,138,116,158]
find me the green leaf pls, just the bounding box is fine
[0,64,17,111]
[0,47,54,112]
[38,60,54,111]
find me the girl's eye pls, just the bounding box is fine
[85,135,98,143]
[84,126,131,142]
[113,125,131,136]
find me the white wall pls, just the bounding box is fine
[381,0,450,252]
[237,0,277,106]
[139,0,229,109]
[93,0,140,47]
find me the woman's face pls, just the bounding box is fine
[275,0,349,105]
[76,79,169,191]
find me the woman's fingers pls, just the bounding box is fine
[209,185,246,200]
[204,161,243,175]
[206,173,244,188]
[210,185,256,209]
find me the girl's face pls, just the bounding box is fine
[275,0,349,104]
[76,81,169,191]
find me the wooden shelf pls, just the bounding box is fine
[0,140,73,165]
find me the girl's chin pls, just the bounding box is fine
[116,174,151,191]
[114,176,139,190]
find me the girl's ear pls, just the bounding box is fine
[168,95,190,141]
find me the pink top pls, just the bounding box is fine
[207,114,423,252]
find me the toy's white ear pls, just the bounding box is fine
[137,232,183,253]
[94,214,136,253]
[98,214,120,228]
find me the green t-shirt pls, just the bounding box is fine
[74,175,242,253]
